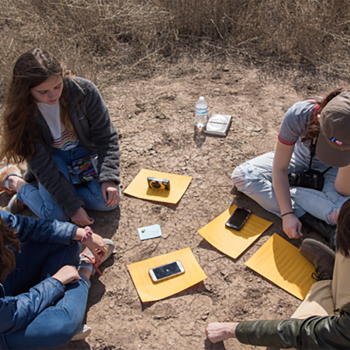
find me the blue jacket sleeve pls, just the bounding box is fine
[0,278,65,334]
[0,210,77,245]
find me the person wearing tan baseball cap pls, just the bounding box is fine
[317,92,350,167]
[230,87,350,247]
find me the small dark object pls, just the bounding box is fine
[288,169,325,191]
[288,137,331,191]
[225,207,251,230]
[147,177,170,190]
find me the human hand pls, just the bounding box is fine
[283,214,302,239]
[71,207,94,226]
[206,322,238,343]
[52,266,80,285]
[84,233,108,261]
[101,181,120,207]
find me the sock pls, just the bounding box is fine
[78,264,94,273]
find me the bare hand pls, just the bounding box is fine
[71,207,94,226]
[52,266,80,285]
[84,233,108,260]
[101,181,120,207]
[283,214,303,239]
[206,322,238,343]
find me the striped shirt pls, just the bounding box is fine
[37,101,78,151]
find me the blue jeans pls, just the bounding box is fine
[231,151,350,224]
[0,211,91,349]
[17,144,121,221]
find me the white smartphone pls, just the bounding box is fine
[149,260,185,282]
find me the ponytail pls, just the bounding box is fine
[302,88,348,142]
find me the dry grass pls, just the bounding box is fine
[0,0,175,97]
[1,0,350,101]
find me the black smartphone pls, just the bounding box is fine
[225,207,251,230]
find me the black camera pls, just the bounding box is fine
[288,169,324,191]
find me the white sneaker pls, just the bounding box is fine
[71,324,92,342]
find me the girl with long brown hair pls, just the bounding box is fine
[0,48,121,226]
[231,88,350,246]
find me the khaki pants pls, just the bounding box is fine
[292,251,349,318]
[280,251,350,350]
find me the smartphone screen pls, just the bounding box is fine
[149,261,184,282]
[226,207,251,230]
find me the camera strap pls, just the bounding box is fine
[309,137,332,175]
[308,138,317,169]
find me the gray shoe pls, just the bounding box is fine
[0,164,22,195]
[299,238,335,281]
[71,324,91,342]
[79,238,114,275]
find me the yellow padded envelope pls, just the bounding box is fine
[127,247,207,302]
[123,169,192,204]
[245,233,316,300]
[198,205,272,259]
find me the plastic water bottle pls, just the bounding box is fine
[195,96,208,128]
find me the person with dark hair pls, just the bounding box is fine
[0,48,121,226]
[0,209,114,349]
[335,196,350,258]
[206,198,350,350]
[231,88,350,247]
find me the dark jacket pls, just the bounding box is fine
[25,77,120,218]
[0,212,77,335]
[236,303,350,349]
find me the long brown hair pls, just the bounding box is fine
[0,218,20,281]
[301,87,348,142]
[336,199,350,257]
[0,48,74,163]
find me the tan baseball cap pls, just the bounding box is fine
[316,92,350,167]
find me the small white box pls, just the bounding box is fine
[205,114,232,136]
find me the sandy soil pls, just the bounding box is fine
[2,59,345,350]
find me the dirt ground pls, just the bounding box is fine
[2,59,346,350]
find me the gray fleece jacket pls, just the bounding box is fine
[25,77,120,218]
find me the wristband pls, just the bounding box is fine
[80,226,93,243]
[281,211,294,217]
